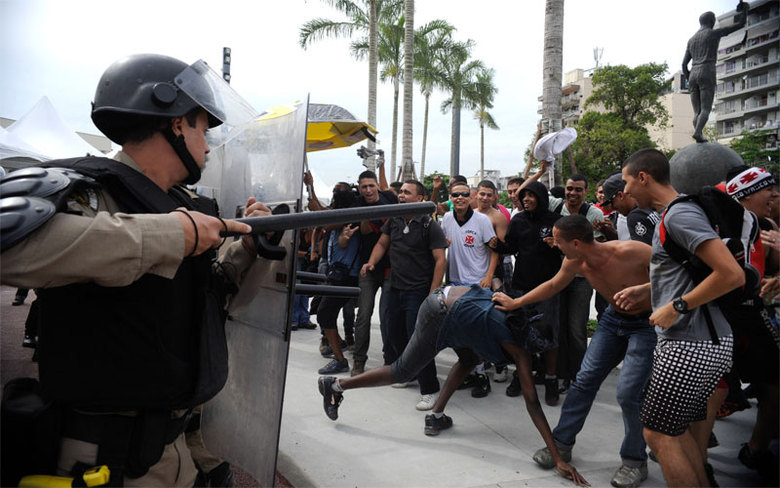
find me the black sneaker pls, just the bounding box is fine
[424,413,453,436]
[457,373,477,390]
[558,378,571,394]
[506,370,522,397]
[318,376,343,420]
[318,358,349,375]
[471,373,491,398]
[544,377,559,406]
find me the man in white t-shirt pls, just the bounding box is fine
[441,183,498,288]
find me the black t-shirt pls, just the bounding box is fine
[354,190,398,269]
[626,207,660,245]
[381,215,448,290]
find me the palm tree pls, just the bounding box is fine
[472,68,499,181]
[300,0,404,170]
[400,0,415,182]
[438,39,486,178]
[541,0,564,185]
[413,21,455,180]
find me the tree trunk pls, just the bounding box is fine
[450,90,461,178]
[420,93,430,180]
[479,121,484,181]
[401,0,415,182]
[542,0,564,185]
[391,75,400,181]
[367,0,378,172]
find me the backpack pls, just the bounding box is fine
[553,200,591,217]
[659,186,761,343]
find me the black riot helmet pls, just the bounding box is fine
[91,54,224,144]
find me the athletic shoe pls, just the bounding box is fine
[291,323,299,331]
[416,393,437,411]
[506,370,522,397]
[471,373,491,398]
[424,413,452,436]
[558,378,571,394]
[318,358,349,375]
[318,376,343,420]
[493,365,508,383]
[545,378,560,406]
[610,464,648,488]
[300,322,318,330]
[532,445,572,469]
[457,373,477,390]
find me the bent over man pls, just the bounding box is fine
[1,54,263,487]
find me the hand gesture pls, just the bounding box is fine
[761,229,780,251]
[303,170,314,187]
[342,224,358,239]
[433,175,443,189]
[556,461,590,486]
[239,197,271,255]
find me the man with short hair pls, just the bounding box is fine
[620,148,744,486]
[1,54,262,486]
[362,180,448,410]
[493,215,656,488]
[601,172,660,245]
[351,170,399,375]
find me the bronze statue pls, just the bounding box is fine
[682,1,748,143]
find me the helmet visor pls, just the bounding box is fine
[175,60,259,145]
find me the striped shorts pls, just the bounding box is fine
[640,335,733,436]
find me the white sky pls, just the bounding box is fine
[0,0,737,192]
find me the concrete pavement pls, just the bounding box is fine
[1,286,766,487]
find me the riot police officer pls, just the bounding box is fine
[1,54,265,486]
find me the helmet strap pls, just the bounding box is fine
[162,127,201,185]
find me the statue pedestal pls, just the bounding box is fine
[669,142,744,194]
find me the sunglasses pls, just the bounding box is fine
[450,191,470,198]
[566,186,585,192]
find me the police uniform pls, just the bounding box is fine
[1,152,256,486]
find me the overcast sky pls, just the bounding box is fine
[1,0,737,192]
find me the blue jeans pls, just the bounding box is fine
[292,257,311,325]
[385,287,440,395]
[553,306,657,466]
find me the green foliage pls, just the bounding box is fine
[569,112,655,189]
[729,130,780,172]
[585,63,671,129]
[497,190,512,209]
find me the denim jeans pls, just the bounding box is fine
[292,257,311,325]
[385,287,440,395]
[353,269,389,363]
[556,276,592,380]
[391,292,447,383]
[553,306,657,465]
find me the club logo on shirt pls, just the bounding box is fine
[464,234,475,246]
[634,221,647,236]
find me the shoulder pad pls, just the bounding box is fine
[1,196,57,252]
[0,167,95,199]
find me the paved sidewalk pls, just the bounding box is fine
[277,306,764,488]
[0,286,765,487]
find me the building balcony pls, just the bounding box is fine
[716,75,780,101]
[717,56,779,81]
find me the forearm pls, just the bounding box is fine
[430,257,446,293]
[484,251,499,281]
[1,212,185,288]
[366,240,388,267]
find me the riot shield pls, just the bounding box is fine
[199,100,308,487]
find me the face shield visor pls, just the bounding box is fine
[175,59,259,148]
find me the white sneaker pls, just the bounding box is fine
[391,382,409,388]
[493,366,508,383]
[416,393,437,411]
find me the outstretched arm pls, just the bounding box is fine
[493,260,576,311]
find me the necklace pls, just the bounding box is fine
[403,222,410,234]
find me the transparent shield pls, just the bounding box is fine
[200,98,308,487]
[176,59,260,147]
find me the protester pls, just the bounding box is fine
[620,148,744,486]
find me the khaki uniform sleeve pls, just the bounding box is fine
[1,211,185,288]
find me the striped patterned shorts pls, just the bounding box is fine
[640,335,733,436]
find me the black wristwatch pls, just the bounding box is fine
[673,297,690,314]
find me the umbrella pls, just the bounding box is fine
[260,102,377,153]
[533,127,577,163]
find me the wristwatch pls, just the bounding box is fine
[673,297,690,314]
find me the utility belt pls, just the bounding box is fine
[61,408,193,484]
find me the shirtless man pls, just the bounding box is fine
[492,215,656,488]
